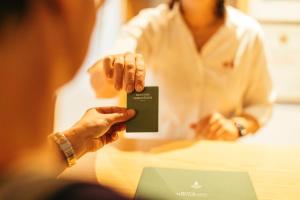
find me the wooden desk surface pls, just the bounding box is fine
[95,140,300,200]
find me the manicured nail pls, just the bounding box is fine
[136,84,144,92]
[127,109,136,116]
[126,85,134,93]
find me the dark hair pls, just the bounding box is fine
[0,0,30,26]
[169,0,225,18]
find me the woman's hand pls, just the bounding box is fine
[88,53,146,95]
[191,113,239,141]
[62,107,135,160]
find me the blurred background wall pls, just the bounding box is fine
[55,0,300,145]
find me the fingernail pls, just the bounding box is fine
[126,85,134,93]
[136,84,144,92]
[127,109,136,116]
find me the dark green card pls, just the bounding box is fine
[135,167,257,200]
[126,86,159,133]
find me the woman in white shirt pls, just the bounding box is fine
[89,0,274,141]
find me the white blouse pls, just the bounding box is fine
[108,4,274,139]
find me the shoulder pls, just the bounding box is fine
[226,6,264,42]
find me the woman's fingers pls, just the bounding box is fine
[113,56,125,90]
[124,53,136,93]
[96,53,146,93]
[214,128,226,140]
[103,56,114,79]
[191,119,208,138]
[205,120,223,139]
[135,54,145,92]
[192,113,240,141]
[209,120,222,133]
[191,113,226,140]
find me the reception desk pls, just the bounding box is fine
[95,140,300,200]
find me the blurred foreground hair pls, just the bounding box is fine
[0,0,29,26]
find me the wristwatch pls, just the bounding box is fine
[234,122,247,137]
[49,132,76,167]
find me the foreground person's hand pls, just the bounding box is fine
[88,53,146,94]
[191,112,239,141]
[62,107,135,159]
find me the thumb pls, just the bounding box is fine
[106,109,136,125]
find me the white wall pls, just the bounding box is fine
[246,0,300,144]
[249,0,300,103]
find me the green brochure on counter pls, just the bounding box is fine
[135,167,257,200]
[126,86,159,133]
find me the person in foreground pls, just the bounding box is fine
[0,0,135,199]
[89,0,274,141]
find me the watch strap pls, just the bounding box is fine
[50,132,76,167]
